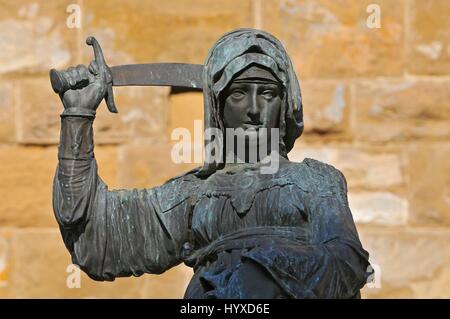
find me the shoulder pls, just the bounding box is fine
[285,158,348,194]
[303,158,347,189]
[154,167,203,212]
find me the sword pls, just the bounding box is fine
[49,36,204,113]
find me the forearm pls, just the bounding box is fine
[54,108,98,226]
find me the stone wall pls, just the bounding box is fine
[0,0,448,298]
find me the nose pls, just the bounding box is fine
[247,87,260,120]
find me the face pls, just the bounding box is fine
[222,81,282,131]
[221,78,283,163]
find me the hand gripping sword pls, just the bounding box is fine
[49,36,204,113]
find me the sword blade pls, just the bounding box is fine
[111,63,204,90]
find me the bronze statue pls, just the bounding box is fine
[52,29,371,299]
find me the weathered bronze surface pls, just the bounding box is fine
[50,37,203,98]
[51,28,372,299]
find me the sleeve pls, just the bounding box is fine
[53,111,195,281]
[241,160,372,298]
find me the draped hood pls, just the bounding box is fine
[197,28,304,177]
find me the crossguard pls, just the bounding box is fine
[49,36,118,113]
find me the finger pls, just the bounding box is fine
[74,68,84,84]
[72,68,84,87]
[78,64,95,83]
[76,64,90,82]
[88,61,99,75]
[67,67,77,87]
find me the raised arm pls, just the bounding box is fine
[52,63,194,281]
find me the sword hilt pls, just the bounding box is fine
[49,36,118,113]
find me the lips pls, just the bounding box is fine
[243,121,263,129]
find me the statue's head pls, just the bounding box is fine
[198,28,303,176]
[221,64,283,135]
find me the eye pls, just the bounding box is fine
[230,90,245,99]
[262,89,277,99]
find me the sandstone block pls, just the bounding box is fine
[0,83,15,143]
[301,80,351,137]
[16,78,169,144]
[82,0,254,65]
[0,1,77,74]
[360,227,450,298]
[262,0,405,77]
[408,0,450,75]
[289,144,404,190]
[353,80,450,142]
[0,145,117,227]
[6,229,143,298]
[406,143,450,226]
[118,143,199,189]
[348,192,408,226]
